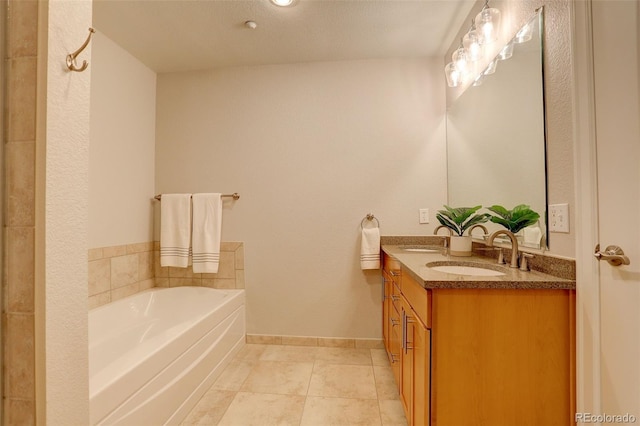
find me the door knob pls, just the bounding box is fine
[594,244,631,266]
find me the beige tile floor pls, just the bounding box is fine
[181,344,408,426]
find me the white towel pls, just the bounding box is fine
[160,194,192,268]
[360,227,381,270]
[192,193,223,274]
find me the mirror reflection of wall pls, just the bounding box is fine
[446,10,547,248]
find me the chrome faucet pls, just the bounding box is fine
[486,230,520,268]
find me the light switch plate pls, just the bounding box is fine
[419,208,429,224]
[549,203,569,233]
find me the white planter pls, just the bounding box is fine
[449,235,473,257]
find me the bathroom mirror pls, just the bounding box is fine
[446,9,547,248]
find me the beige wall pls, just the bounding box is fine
[445,0,575,258]
[156,58,448,338]
[43,0,92,423]
[89,31,156,249]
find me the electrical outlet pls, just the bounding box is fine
[419,208,429,224]
[549,203,569,233]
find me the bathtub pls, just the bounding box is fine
[89,286,245,425]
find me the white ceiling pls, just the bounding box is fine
[93,0,475,74]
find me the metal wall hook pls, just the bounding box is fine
[67,27,95,72]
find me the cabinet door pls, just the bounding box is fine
[382,272,393,354]
[390,305,402,387]
[402,298,431,426]
[413,319,430,426]
[400,301,415,423]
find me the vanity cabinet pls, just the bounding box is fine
[382,251,575,426]
[382,257,402,384]
[383,253,431,426]
[400,294,431,426]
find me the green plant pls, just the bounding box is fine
[436,205,491,236]
[487,204,540,234]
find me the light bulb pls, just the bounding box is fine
[445,62,463,88]
[475,6,501,45]
[463,29,483,62]
[452,47,469,74]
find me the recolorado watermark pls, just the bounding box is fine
[576,413,637,423]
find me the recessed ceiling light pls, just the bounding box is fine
[270,0,295,7]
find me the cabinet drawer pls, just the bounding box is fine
[383,253,402,282]
[401,271,431,328]
[392,282,402,314]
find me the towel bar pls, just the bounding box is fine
[154,193,240,201]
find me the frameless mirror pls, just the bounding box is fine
[446,9,547,249]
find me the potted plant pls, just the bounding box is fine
[436,205,491,256]
[487,204,540,234]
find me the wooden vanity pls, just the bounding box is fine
[382,245,576,426]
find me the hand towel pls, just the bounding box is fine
[360,227,381,270]
[192,193,223,274]
[160,193,192,268]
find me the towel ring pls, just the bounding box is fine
[361,213,380,229]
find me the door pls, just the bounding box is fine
[576,0,640,421]
[591,1,640,419]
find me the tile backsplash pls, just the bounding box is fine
[88,242,155,309]
[88,241,245,309]
[154,241,245,289]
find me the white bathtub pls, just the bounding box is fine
[89,286,245,425]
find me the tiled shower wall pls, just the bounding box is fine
[2,0,38,424]
[88,242,245,309]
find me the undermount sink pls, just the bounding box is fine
[400,245,443,253]
[426,261,506,277]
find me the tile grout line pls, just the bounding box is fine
[370,348,387,426]
[189,344,402,425]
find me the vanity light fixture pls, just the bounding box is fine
[445,2,501,88]
[451,44,470,75]
[462,19,483,62]
[475,0,501,45]
[514,22,533,43]
[498,42,514,60]
[445,42,470,88]
[483,59,498,75]
[445,62,463,88]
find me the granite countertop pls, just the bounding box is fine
[382,244,576,290]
